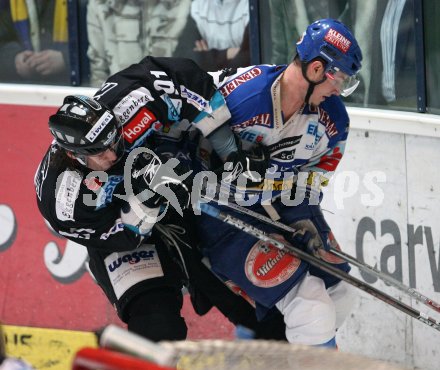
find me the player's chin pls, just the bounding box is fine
[98,162,114,171]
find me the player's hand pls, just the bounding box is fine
[285,220,330,253]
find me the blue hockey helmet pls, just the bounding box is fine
[297,18,362,76]
[296,19,363,97]
[49,95,124,157]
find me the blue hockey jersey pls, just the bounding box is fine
[197,64,351,313]
[207,64,350,200]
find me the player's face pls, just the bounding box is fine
[309,78,341,105]
[85,148,119,171]
[306,62,346,105]
[309,68,358,105]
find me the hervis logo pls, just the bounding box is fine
[107,250,156,272]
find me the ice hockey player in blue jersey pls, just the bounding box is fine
[196,19,363,347]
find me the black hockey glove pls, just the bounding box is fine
[130,150,193,215]
[220,140,270,187]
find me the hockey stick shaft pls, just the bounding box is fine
[326,247,440,313]
[199,203,440,332]
[210,196,440,314]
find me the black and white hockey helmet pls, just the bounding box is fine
[49,95,123,156]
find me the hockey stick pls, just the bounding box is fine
[199,203,440,332]
[206,195,440,315]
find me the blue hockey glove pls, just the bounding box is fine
[285,219,330,253]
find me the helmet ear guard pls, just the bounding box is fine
[48,95,123,157]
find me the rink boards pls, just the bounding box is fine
[3,325,97,370]
[0,88,439,369]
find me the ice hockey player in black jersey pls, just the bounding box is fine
[34,56,283,341]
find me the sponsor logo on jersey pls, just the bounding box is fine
[324,28,352,53]
[180,85,210,111]
[220,67,262,97]
[307,121,318,136]
[235,113,272,130]
[114,87,155,125]
[122,108,157,143]
[100,219,124,240]
[58,228,95,240]
[268,136,302,154]
[107,249,157,272]
[315,146,343,172]
[318,109,338,137]
[96,175,124,209]
[85,111,114,142]
[271,148,296,162]
[245,235,300,288]
[105,245,164,299]
[55,170,82,221]
[305,121,319,150]
[239,130,264,143]
[160,94,182,121]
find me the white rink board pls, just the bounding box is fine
[322,128,440,369]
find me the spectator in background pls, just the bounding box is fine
[174,0,250,71]
[269,0,345,65]
[86,0,191,87]
[0,0,69,84]
[268,0,378,106]
[379,0,415,104]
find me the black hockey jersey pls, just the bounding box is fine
[34,56,230,252]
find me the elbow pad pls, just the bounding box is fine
[121,195,161,236]
[192,90,231,137]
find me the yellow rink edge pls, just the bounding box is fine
[3,324,98,370]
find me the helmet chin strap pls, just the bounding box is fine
[301,62,327,104]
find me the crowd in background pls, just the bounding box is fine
[0,0,432,110]
[0,0,251,86]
